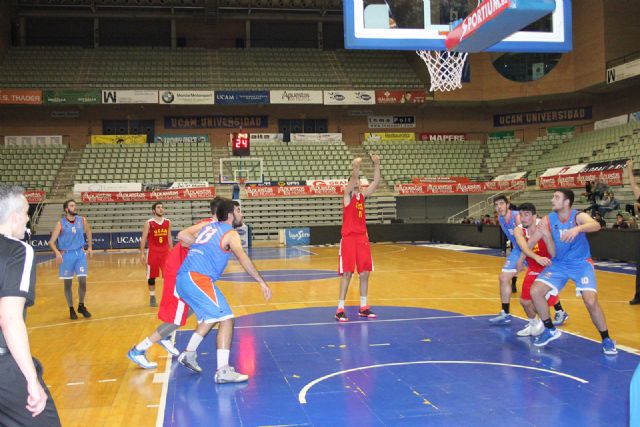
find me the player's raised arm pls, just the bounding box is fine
[363,153,381,198]
[627,159,640,200]
[224,231,271,301]
[344,157,361,205]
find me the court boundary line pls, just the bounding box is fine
[297,360,590,404]
[155,331,174,427]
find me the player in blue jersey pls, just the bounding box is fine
[175,200,272,383]
[528,189,617,355]
[488,195,523,324]
[49,200,93,320]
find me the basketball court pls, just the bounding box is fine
[29,243,640,426]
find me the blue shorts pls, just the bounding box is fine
[502,249,525,273]
[59,248,87,279]
[175,271,233,324]
[536,259,597,297]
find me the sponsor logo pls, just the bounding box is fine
[357,92,372,101]
[161,91,174,103]
[116,236,141,244]
[287,229,310,240]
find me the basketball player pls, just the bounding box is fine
[128,197,224,369]
[140,202,173,307]
[176,200,271,383]
[528,189,617,355]
[49,200,92,320]
[335,154,381,322]
[626,159,640,305]
[488,195,522,324]
[512,202,568,337]
[0,184,61,426]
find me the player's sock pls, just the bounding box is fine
[149,291,156,297]
[543,318,554,329]
[528,317,537,325]
[360,296,367,307]
[136,337,153,352]
[338,300,345,310]
[501,303,510,314]
[217,349,230,370]
[599,329,610,340]
[186,333,204,352]
[554,302,564,312]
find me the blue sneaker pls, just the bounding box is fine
[127,347,158,369]
[488,310,512,325]
[602,338,618,355]
[159,338,179,357]
[553,310,569,326]
[533,327,562,347]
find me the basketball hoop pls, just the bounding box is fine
[238,177,247,186]
[416,50,468,92]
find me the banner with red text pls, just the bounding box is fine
[81,187,216,203]
[419,133,467,142]
[537,160,626,189]
[24,190,46,203]
[246,185,346,198]
[398,178,526,195]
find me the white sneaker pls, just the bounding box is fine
[127,347,158,369]
[159,338,179,357]
[517,320,545,337]
[215,366,249,384]
[178,351,203,373]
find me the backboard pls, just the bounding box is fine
[344,0,572,52]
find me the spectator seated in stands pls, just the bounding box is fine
[482,214,493,225]
[461,217,474,224]
[583,180,594,202]
[612,213,629,229]
[593,212,607,228]
[592,177,609,202]
[629,215,639,229]
[590,191,619,217]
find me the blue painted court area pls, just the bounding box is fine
[162,307,638,426]
[221,269,337,282]
[418,243,637,276]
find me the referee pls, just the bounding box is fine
[0,184,61,425]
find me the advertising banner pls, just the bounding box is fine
[43,89,100,105]
[155,134,209,144]
[323,90,375,105]
[368,115,416,129]
[248,180,307,187]
[483,179,527,191]
[494,107,592,127]
[270,90,323,104]
[111,232,142,249]
[73,183,142,194]
[395,182,485,195]
[374,90,428,104]
[4,136,62,146]
[493,172,527,181]
[102,90,158,104]
[245,185,345,198]
[606,57,640,84]
[80,187,216,203]
[27,234,51,252]
[306,178,369,186]
[419,133,467,142]
[594,115,629,130]
[164,115,268,129]
[538,161,626,189]
[364,132,415,142]
[285,228,311,246]
[488,130,515,138]
[90,135,147,146]
[24,190,46,203]
[546,126,575,135]
[290,133,343,143]
[250,133,284,143]
[215,91,269,105]
[0,89,42,105]
[159,90,215,105]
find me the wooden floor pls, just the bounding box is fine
[28,243,640,426]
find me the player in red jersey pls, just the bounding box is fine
[128,198,224,369]
[140,202,173,307]
[335,154,381,322]
[513,202,569,337]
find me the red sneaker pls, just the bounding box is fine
[335,308,349,322]
[358,306,377,318]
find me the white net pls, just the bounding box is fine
[416,50,469,92]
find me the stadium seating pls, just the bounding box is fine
[250,140,352,182]
[362,139,485,185]
[0,47,423,89]
[0,145,67,192]
[75,142,216,183]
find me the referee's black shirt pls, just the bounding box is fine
[0,234,36,349]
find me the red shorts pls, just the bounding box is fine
[157,245,190,326]
[338,233,373,274]
[521,268,558,306]
[147,249,169,279]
